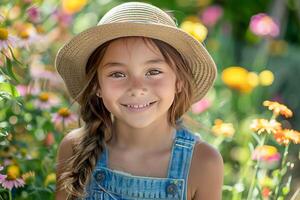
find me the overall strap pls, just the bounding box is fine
[167,127,200,199]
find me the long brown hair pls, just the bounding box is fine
[56,36,195,199]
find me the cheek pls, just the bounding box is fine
[152,76,177,92]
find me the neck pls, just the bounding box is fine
[107,117,176,153]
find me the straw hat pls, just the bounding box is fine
[55,1,217,104]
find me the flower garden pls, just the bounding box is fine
[0,0,299,199]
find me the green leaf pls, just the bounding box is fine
[248,142,255,153]
[0,82,20,97]
[5,57,20,83]
[8,46,23,66]
[251,132,261,145]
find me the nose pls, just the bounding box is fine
[128,76,147,97]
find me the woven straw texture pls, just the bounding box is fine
[55,2,217,104]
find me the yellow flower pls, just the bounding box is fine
[62,0,88,14]
[58,107,71,117]
[44,173,56,186]
[39,92,50,102]
[211,119,235,137]
[7,165,20,180]
[250,119,281,134]
[221,66,257,93]
[0,28,8,40]
[263,100,293,118]
[274,129,300,145]
[247,72,259,87]
[259,70,274,86]
[180,20,208,42]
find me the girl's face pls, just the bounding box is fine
[97,37,181,129]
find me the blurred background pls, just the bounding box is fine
[0,0,299,199]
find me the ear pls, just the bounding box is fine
[176,80,183,93]
[96,88,102,98]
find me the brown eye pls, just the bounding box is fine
[146,70,162,76]
[109,72,125,78]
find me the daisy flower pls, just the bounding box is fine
[0,165,25,190]
[250,118,281,134]
[263,100,293,118]
[273,129,300,146]
[211,119,235,137]
[34,91,61,109]
[52,107,78,127]
[0,27,19,51]
[13,23,43,50]
[17,29,43,50]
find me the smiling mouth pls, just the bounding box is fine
[121,101,157,109]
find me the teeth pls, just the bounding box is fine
[126,103,150,108]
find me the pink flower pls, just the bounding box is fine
[30,65,59,80]
[191,98,211,114]
[52,9,73,27]
[201,5,223,27]
[249,13,279,37]
[0,164,25,190]
[27,6,41,23]
[16,84,40,96]
[0,28,19,51]
[34,91,61,109]
[0,174,25,190]
[17,32,44,50]
[52,107,78,128]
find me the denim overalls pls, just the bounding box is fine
[84,126,200,200]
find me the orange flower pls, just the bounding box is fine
[274,129,300,145]
[263,100,293,118]
[250,119,281,134]
[211,119,235,137]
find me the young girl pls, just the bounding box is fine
[55,2,223,200]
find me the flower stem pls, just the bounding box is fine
[246,134,267,200]
[8,190,12,200]
[273,144,290,199]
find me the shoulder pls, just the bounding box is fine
[55,128,84,199]
[189,139,224,200]
[56,127,84,166]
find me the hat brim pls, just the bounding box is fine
[55,22,217,104]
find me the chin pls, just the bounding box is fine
[123,119,156,129]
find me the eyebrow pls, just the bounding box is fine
[102,58,166,68]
